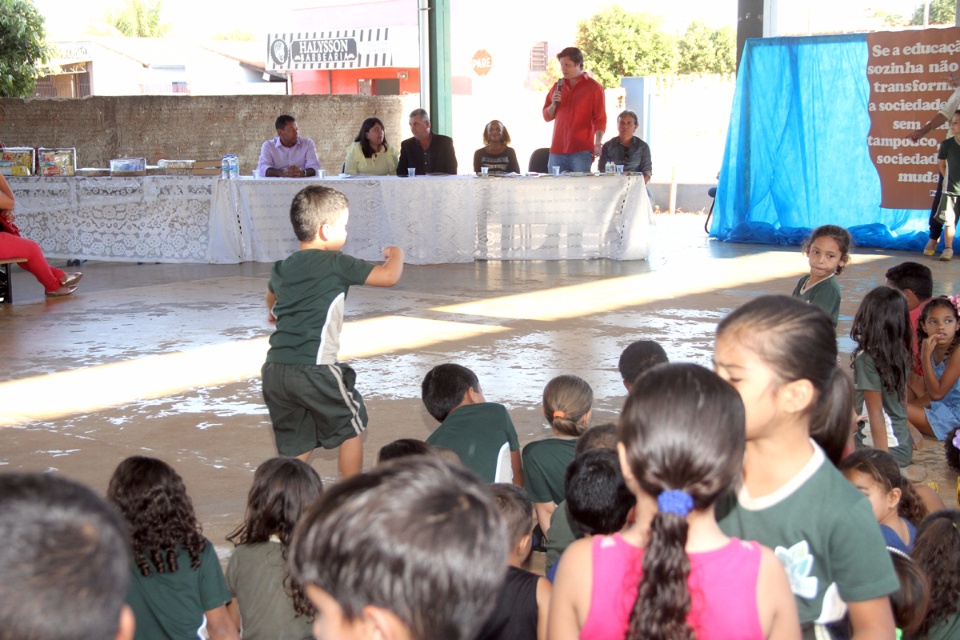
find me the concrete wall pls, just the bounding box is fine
[0,95,408,173]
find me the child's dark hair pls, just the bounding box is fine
[909,509,960,638]
[918,296,960,361]
[565,448,635,536]
[618,363,745,640]
[945,427,960,473]
[849,286,912,399]
[107,456,206,577]
[0,473,131,640]
[838,449,927,526]
[717,295,854,465]
[885,262,933,301]
[378,438,436,464]
[542,374,593,437]
[291,456,508,640]
[888,549,930,635]
[618,340,668,386]
[575,422,618,457]
[421,363,481,422]
[488,483,534,550]
[802,224,852,275]
[289,185,349,242]
[226,457,322,617]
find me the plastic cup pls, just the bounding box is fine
[616,165,624,174]
[318,169,326,178]
[551,166,560,176]
[408,168,416,177]
[481,167,489,176]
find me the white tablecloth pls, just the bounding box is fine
[9,175,649,265]
[234,175,650,264]
[9,176,241,263]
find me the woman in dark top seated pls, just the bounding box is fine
[473,120,521,174]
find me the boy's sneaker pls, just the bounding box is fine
[941,248,954,261]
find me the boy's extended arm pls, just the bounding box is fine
[364,246,405,287]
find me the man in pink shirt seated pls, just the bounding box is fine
[257,115,322,178]
[541,47,606,174]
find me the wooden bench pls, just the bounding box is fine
[0,258,27,303]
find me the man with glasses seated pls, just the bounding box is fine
[598,110,652,182]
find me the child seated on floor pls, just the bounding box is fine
[225,457,323,640]
[617,339,668,392]
[107,456,239,640]
[475,484,552,640]
[907,296,960,443]
[909,510,960,640]
[544,423,618,577]
[290,456,509,640]
[422,363,522,484]
[839,449,927,553]
[547,448,635,582]
[523,374,593,538]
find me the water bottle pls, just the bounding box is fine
[221,155,230,180]
[605,161,616,174]
[229,154,239,179]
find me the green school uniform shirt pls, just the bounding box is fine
[522,437,577,504]
[266,249,374,366]
[852,351,913,467]
[792,274,841,327]
[717,443,898,639]
[426,403,520,482]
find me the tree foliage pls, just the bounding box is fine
[85,0,171,37]
[532,57,562,92]
[0,0,51,98]
[575,5,677,88]
[911,0,956,25]
[677,22,736,75]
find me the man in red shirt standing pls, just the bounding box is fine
[542,47,606,174]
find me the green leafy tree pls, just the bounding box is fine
[213,29,256,42]
[532,57,562,91]
[867,8,907,26]
[709,25,736,74]
[85,0,171,37]
[911,0,955,25]
[678,22,735,75]
[575,5,678,88]
[0,0,51,97]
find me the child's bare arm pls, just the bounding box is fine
[863,391,887,452]
[511,450,524,488]
[265,289,277,324]
[756,547,801,640]
[204,604,241,640]
[940,158,947,176]
[364,246,405,287]
[534,502,556,539]
[922,340,960,400]
[846,596,895,640]
[536,576,552,640]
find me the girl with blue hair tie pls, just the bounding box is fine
[547,363,799,640]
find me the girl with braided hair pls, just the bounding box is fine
[547,363,799,640]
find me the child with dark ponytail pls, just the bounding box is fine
[714,295,900,639]
[522,374,593,538]
[547,363,799,640]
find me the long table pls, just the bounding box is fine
[9,174,650,265]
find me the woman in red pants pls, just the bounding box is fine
[0,173,80,297]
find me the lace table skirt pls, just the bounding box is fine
[9,175,649,265]
[9,176,241,263]
[235,175,650,264]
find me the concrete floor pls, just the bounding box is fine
[2,214,958,555]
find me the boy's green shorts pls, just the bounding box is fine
[261,362,367,457]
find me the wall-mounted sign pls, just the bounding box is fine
[866,27,960,209]
[267,27,418,70]
[472,50,492,76]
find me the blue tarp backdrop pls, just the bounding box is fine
[710,34,934,250]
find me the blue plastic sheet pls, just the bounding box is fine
[710,34,932,250]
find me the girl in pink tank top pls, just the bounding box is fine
[548,364,800,640]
